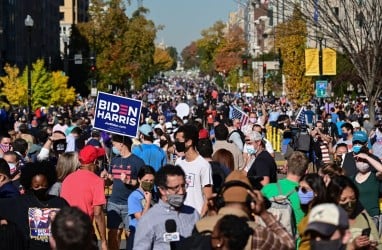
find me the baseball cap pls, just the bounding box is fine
[222,171,253,203]
[351,121,360,129]
[305,203,349,237]
[352,131,368,143]
[199,129,209,139]
[139,124,153,136]
[249,131,262,141]
[79,145,105,164]
[363,114,370,119]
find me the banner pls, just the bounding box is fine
[94,92,142,137]
[322,48,336,75]
[305,48,319,76]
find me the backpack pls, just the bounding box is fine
[209,161,228,193]
[267,182,297,237]
[292,132,311,152]
[228,129,246,145]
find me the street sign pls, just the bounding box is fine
[315,80,329,98]
[74,54,82,64]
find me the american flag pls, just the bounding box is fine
[295,107,306,124]
[231,105,249,128]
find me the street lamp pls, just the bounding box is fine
[262,33,268,96]
[62,35,69,76]
[25,15,34,115]
[317,30,324,77]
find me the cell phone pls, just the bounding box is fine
[361,228,371,237]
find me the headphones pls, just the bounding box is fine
[215,180,254,209]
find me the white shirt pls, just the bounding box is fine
[175,155,212,214]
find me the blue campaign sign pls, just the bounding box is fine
[94,92,142,137]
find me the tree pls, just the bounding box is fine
[214,25,247,74]
[181,42,199,70]
[281,0,382,121]
[196,21,226,75]
[166,46,178,70]
[153,47,174,73]
[50,72,76,105]
[0,60,76,110]
[0,64,26,107]
[275,8,314,104]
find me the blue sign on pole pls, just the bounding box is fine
[316,80,328,98]
[94,92,142,137]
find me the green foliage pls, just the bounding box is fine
[0,60,76,109]
[166,46,178,70]
[75,0,157,91]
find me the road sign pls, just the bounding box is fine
[316,80,329,98]
[74,54,82,64]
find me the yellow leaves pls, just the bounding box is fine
[153,47,173,72]
[0,64,27,106]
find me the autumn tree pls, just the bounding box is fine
[0,64,26,107]
[196,21,226,75]
[275,8,314,104]
[0,60,76,109]
[75,0,157,91]
[153,47,174,73]
[181,42,199,70]
[214,25,247,74]
[280,0,382,121]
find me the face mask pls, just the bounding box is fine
[172,121,177,126]
[356,161,370,173]
[342,133,348,140]
[298,189,315,205]
[340,200,356,217]
[175,141,186,153]
[327,119,332,123]
[112,146,120,155]
[167,194,185,208]
[31,188,49,201]
[246,145,256,155]
[249,118,257,123]
[0,144,10,153]
[352,145,362,154]
[141,181,154,192]
[159,120,165,125]
[311,239,345,250]
[160,139,168,148]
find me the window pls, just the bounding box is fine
[59,12,64,21]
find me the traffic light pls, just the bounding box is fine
[90,64,96,72]
[242,59,248,70]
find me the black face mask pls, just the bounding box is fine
[31,188,49,201]
[175,141,186,152]
[311,239,345,250]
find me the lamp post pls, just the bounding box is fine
[62,35,69,76]
[25,15,34,114]
[317,30,324,77]
[262,33,268,97]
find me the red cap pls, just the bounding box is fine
[199,129,209,139]
[79,145,105,164]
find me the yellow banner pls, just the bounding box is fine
[305,48,319,76]
[323,48,336,75]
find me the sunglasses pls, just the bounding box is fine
[297,186,311,193]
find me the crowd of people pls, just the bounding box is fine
[1,78,382,250]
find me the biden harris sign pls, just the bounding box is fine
[94,92,142,137]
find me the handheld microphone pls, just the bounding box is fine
[164,219,180,249]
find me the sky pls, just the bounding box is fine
[127,0,238,53]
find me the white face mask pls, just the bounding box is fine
[249,118,257,123]
[356,161,370,173]
[246,145,256,155]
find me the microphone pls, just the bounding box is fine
[164,219,180,250]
